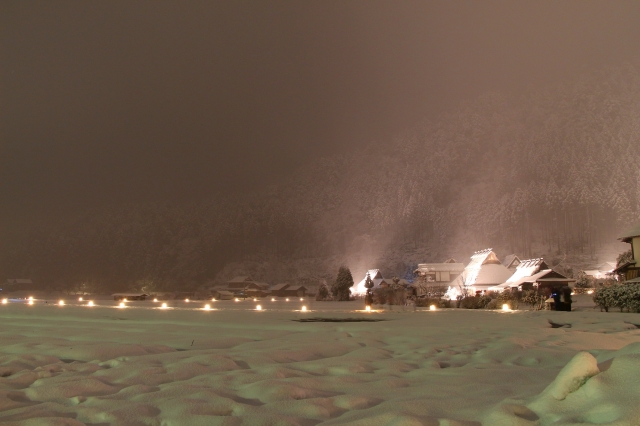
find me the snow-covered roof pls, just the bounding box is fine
[504,258,547,284]
[416,263,465,273]
[271,283,290,291]
[491,269,553,290]
[462,248,505,286]
[619,223,640,242]
[287,285,307,291]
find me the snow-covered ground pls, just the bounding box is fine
[1,296,639,425]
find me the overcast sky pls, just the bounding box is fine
[2,1,639,220]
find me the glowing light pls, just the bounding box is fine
[1,298,7,304]
[28,296,33,301]
[271,298,275,301]
[203,304,211,310]
[587,290,594,294]
[87,301,94,306]
[28,300,33,305]
[253,298,257,301]
[161,303,167,309]
[153,298,158,302]
[78,297,83,301]
[212,298,217,301]
[58,300,65,306]
[235,298,239,302]
[429,305,436,311]
[365,305,371,312]
[119,302,126,308]
[185,299,189,302]
[256,305,262,311]
[300,298,303,301]
[286,298,289,302]
[502,304,510,311]
[123,298,128,302]
[301,305,307,312]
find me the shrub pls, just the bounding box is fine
[486,299,500,310]
[593,283,640,312]
[522,290,546,310]
[459,295,492,309]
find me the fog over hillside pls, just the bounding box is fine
[3,64,639,292]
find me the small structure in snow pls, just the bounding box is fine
[112,293,148,301]
[614,223,640,283]
[212,290,234,300]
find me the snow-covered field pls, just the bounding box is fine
[1,297,639,425]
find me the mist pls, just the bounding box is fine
[2,1,640,290]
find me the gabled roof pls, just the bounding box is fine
[287,285,307,291]
[366,269,383,279]
[444,258,457,264]
[229,276,253,283]
[271,283,290,291]
[502,254,521,269]
[619,223,640,242]
[505,258,548,284]
[462,249,506,286]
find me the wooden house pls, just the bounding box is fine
[614,223,640,282]
[244,282,270,297]
[354,269,386,294]
[489,258,573,291]
[213,290,234,300]
[502,254,521,270]
[270,283,290,297]
[283,285,307,297]
[227,276,254,290]
[414,262,465,283]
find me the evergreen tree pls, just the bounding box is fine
[316,283,329,301]
[364,273,374,306]
[332,266,354,301]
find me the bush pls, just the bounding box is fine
[459,295,492,309]
[593,283,640,312]
[486,299,500,310]
[415,297,451,308]
[522,290,546,310]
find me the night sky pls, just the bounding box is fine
[2,1,640,222]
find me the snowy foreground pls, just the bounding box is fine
[1,298,640,425]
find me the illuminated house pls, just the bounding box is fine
[614,223,640,282]
[488,258,573,291]
[353,269,385,294]
[447,249,514,296]
[270,283,307,297]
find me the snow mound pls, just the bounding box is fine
[486,343,640,425]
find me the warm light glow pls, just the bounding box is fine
[254,298,257,301]
[365,305,371,312]
[212,298,216,301]
[123,298,128,302]
[235,298,239,302]
[153,298,158,302]
[502,304,510,311]
[429,305,436,311]
[119,302,126,308]
[271,298,275,301]
[587,290,594,294]
[161,303,167,309]
[185,299,189,302]
[300,298,303,301]
[286,298,289,301]
[203,304,211,310]
[58,300,65,306]
[1,298,7,304]
[256,305,262,311]
[28,300,33,305]
[28,296,33,301]
[87,301,94,306]
[78,297,83,301]
[301,305,307,312]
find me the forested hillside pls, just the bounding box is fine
[3,64,639,292]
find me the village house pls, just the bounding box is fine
[489,258,574,292]
[414,260,465,284]
[614,222,640,283]
[212,289,234,300]
[270,283,308,297]
[448,248,514,295]
[227,276,254,290]
[244,282,270,297]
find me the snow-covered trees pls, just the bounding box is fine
[331,266,354,301]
